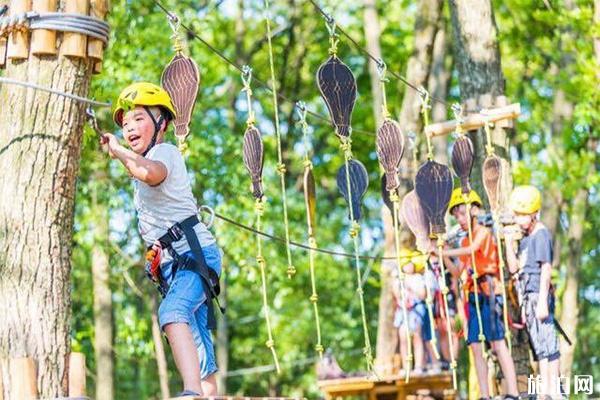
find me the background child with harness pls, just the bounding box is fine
[440,189,519,400]
[505,185,563,399]
[100,82,222,397]
[391,249,430,374]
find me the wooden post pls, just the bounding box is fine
[424,103,521,137]
[68,352,86,397]
[0,0,8,67]
[30,0,57,55]
[6,0,32,60]
[60,0,89,58]
[9,357,37,400]
[87,0,107,73]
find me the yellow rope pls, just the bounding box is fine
[483,117,512,354]
[341,137,373,371]
[297,102,324,358]
[255,199,281,373]
[242,68,280,373]
[390,191,413,382]
[436,237,458,390]
[419,87,434,160]
[264,0,295,278]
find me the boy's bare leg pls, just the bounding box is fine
[491,339,519,396]
[470,342,490,397]
[164,323,203,394]
[398,328,409,371]
[547,358,560,398]
[201,373,218,396]
[538,358,549,397]
[412,327,424,370]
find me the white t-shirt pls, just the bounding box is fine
[133,143,215,262]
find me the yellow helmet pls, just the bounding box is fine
[447,188,483,212]
[398,248,427,273]
[113,82,176,127]
[509,185,541,214]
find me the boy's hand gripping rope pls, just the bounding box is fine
[296,102,324,358]
[339,137,374,372]
[263,0,295,279]
[241,68,280,373]
[482,114,512,354]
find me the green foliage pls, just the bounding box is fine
[70,0,599,397]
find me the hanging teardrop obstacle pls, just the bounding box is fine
[335,153,374,371]
[400,190,440,361]
[240,66,280,373]
[296,101,325,358]
[414,161,457,389]
[481,115,512,354]
[373,60,412,382]
[160,13,200,151]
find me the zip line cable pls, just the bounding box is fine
[152,0,375,137]
[307,0,451,107]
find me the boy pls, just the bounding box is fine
[505,185,560,399]
[392,249,429,374]
[441,189,518,399]
[101,82,221,397]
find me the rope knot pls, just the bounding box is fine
[286,265,296,278]
[315,344,324,354]
[254,199,265,215]
[310,294,318,303]
[389,191,400,203]
[356,287,364,295]
[265,339,275,349]
[349,222,360,238]
[303,159,313,169]
[441,286,449,295]
[256,255,265,265]
[276,163,287,175]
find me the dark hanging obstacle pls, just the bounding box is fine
[243,126,265,199]
[336,159,369,222]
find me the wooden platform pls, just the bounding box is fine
[318,372,456,400]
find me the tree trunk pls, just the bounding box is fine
[150,297,170,400]
[427,18,452,165]
[0,30,94,399]
[216,262,228,394]
[448,0,530,388]
[372,0,443,375]
[363,0,384,130]
[91,172,114,400]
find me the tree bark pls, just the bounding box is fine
[427,17,452,165]
[91,172,114,400]
[363,0,384,130]
[372,0,443,375]
[150,297,170,400]
[448,0,530,388]
[0,42,94,399]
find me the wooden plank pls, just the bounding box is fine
[60,0,89,58]
[167,397,306,400]
[6,0,32,60]
[87,0,107,63]
[9,357,37,400]
[68,352,86,396]
[424,103,521,137]
[31,0,57,55]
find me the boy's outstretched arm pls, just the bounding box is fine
[101,133,167,186]
[504,233,519,275]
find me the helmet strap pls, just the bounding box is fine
[142,106,165,157]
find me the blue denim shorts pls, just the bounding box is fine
[466,293,505,345]
[394,301,428,334]
[157,243,222,379]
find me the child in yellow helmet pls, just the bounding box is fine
[101,82,220,397]
[391,249,429,374]
[504,185,561,399]
[440,188,519,400]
